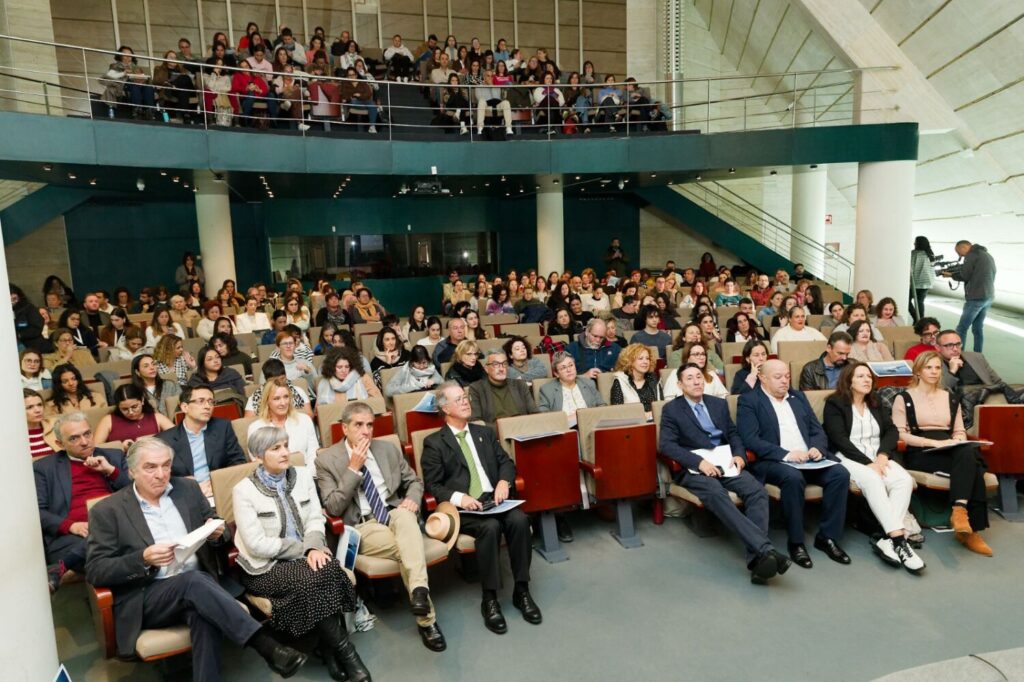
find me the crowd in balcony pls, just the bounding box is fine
[95,22,670,135]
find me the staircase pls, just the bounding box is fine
[633,180,854,296]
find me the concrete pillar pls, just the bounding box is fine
[790,164,828,278]
[0,215,61,679]
[194,170,236,298]
[854,161,915,302]
[0,0,61,115]
[536,179,564,276]
[626,0,659,85]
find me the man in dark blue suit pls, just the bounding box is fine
[737,359,851,569]
[660,365,790,584]
[156,384,246,497]
[34,412,131,593]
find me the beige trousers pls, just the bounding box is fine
[357,507,435,626]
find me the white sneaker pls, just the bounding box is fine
[505,127,514,135]
[477,127,484,135]
[894,541,925,574]
[460,124,468,135]
[368,125,377,134]
[873,537,901,567]
[297,123,310,132]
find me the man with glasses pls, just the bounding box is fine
[35,412,131,593]
[421,382,540,634]
[469,349,538,430]
[156,384,246,497]
[432,317,467,369]
[903,317,940,362]
[935,330,1017,407]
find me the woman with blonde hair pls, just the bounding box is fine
[444,339,484,386]
[891,351,992,556]
[610,343,662,418]
[248,376,321,468]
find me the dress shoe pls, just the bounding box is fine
[957,532,994,557]
[481,598,508,634]
[265,643,308,679]
[950,506,972,535]
[418,622,447,652]
[814,536,851,564]
[555,514,574,543]
[749,552,778,585]
[788,544,813,569]
[409,586,431,616]
[770,550,792,575]
[512,590,543,624]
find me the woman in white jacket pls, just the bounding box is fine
[233,426,369,681]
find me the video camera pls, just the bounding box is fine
[933,255,963,289]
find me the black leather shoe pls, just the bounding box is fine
[555,514,574,543]
[814,536,852,565]
[320,646,348,681]
[334,639,371,682]
[481,598,507,634]
[410,586,431,616]
[749,552,778,585]
[512,590,543,624]
[47,562,65,595]
[418,622,447,652]
[266,644,308,679]
[789,544,813,569]
[770,550,792,575]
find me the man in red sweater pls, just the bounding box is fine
[34,412,130,593]
[903,317,940,362]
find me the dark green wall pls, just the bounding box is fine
[63,193,638,306]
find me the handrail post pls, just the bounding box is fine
[705,78,710,133]
[387,79,392,142]
[42,82,50,116]
[81,48,92,119]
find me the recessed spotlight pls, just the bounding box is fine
[553,179,560,185]
[535,184,540,190]
[728,168,736,174]
[695,174,702,180]
[580,188,586,193]
[505,192,510,197]
[43,164,52,172]
[160,170,167,176]
[172,176,180,183]
[519,187,524,193]
[650,172,657,178]
[484,182,490,187]
[346,176,351,181]
[89,178,97,186]
[501,176,506,182]
[192,187,197,193]
[574,175,581,181]
[183,183,189,188]
[67,173,76,179]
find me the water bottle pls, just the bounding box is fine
[158,104,169,123]
[108,106,115,119]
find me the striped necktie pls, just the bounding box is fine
[360,466,390,525]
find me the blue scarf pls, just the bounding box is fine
[255,465,300,541]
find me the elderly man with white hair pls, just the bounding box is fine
[35,411,131,593]
[86,436,308,680]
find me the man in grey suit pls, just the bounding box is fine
[538,351,606,426]
[316,401,446,653]
[86,437,306,679]
[935,330,1020,420]
[469,348,539,430]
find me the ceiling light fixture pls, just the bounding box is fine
[728,168,736,174]
[160,170,167,176]
[89,178,97,186]
[43,164,52,172]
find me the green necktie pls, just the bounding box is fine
[456,430,484,498]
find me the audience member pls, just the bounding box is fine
[445,339,485,387]
[421,382,540,634]
[660,364,790,584]
[568,318,620,379]
[317,346,382,403]
[469,349,539,429]
[731,339,769,395]
[663,342,727,399]
[94,384,175,446]
[798,331,851,391]
[737,359,851,569]
[891,352,992,556]
[249,375,321,466]
[504,336,548,382]
[432,317,467,368]
[47,364,106,415]
[873,297,905,328]
[630,305,672,359]
[21,349,52,391]
[769,307,827,354]
[822,362,923,572]
[847,320,893,362]
[245,359,313,417]
[904,317,939,361]
[317,403,446,652]
[610,343,662,416]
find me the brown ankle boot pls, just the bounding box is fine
[956,532,993,556]
[950,506,971,535]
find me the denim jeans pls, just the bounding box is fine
[956,297,993,352]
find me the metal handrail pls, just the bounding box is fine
[675,181,854,293]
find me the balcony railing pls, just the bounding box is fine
[0,33,896,142]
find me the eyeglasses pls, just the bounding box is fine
[939,342,962,349]
[487,361,509,368]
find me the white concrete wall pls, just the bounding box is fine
[639,205,740,271]
[6,216,72,300]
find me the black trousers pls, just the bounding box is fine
[459,507,532,592]
[142,570,262,680]
[904,441,989,531]
[908,287,928,323]
[47,534,87,572]
[682,471,772,564]
[751,459,850,545]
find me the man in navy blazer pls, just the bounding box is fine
[34,412,131,592]
[155,384,246,497]
[660,365,790,584]
[737,359,851,569]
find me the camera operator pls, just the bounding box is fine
[940,240,996,352]
[908,236,936,323]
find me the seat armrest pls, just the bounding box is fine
[657,454,681,474]
[897,440,907,453]
[579,460,603,479]
[746,449,757,462]
[88,584,117,659]
[227,546,238,568]
[325,513,345,536]
[515,475,525,494]
[424,493,438,512]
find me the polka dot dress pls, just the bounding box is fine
[240,558,357,637]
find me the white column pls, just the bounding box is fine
[854,161,916,301]
[194,170,236,299]
[536,179,564,275]
[0,216,60,679]
[790,164,828,278]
